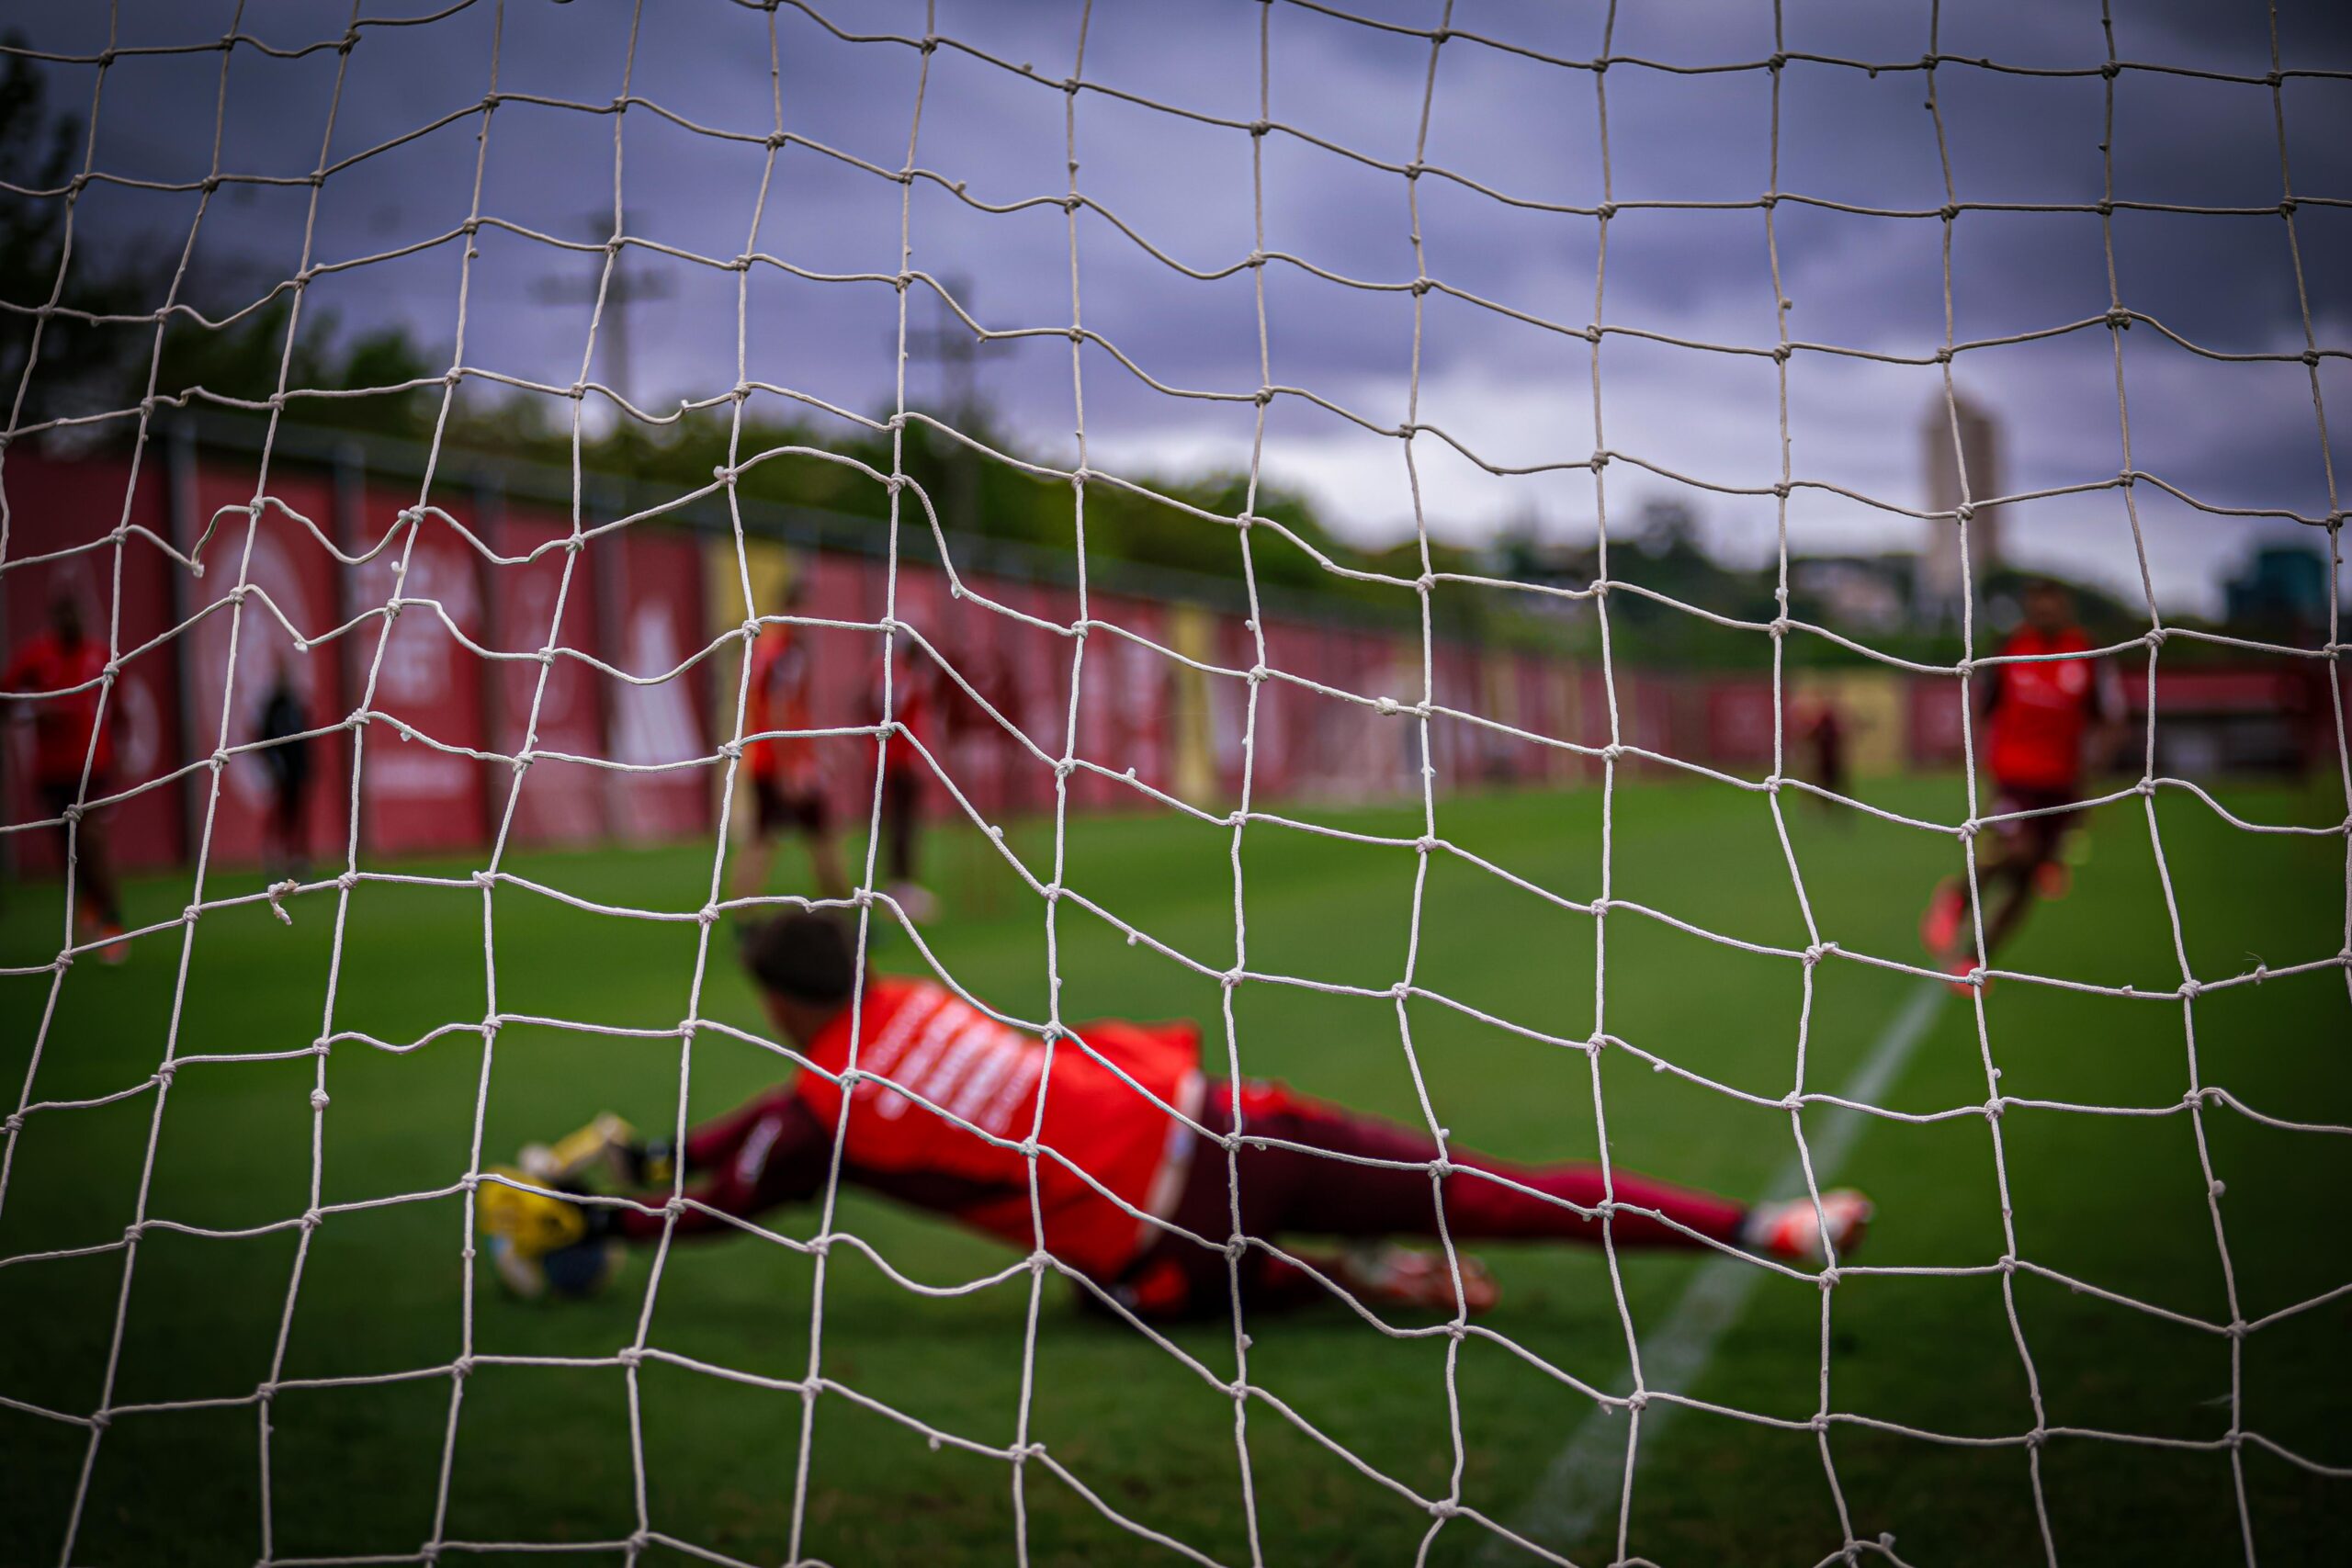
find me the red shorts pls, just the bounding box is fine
[1992,783,2083,859]
[38,774,109,823]
[752,775,829,836]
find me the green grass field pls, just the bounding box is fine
[4,773,2347,1566]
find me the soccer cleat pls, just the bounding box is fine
[1745,1189,1872,1266]
[1944,953,1987,998]
[1918,881,1967,958]
[74,902,130,963]
[1345,1245,1500,1316]
[2033,859,2071,899]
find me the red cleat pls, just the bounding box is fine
[1943,953,1986,998]
[96,921,130,965]
[1745,1189,1872,1266]
[2034,859,2071,899]
[1919,881,1967,957]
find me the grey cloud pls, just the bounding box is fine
[9,0,2347,615]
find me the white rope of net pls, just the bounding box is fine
[0,3,2346,1567]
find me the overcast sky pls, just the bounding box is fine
[15,0,2352,618]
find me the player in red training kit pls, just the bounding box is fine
[481,913,1871,1315]
[730,577,850,907]
[5,595,129,962]
[1921,578,2122,981]
[1801,695,1849,818]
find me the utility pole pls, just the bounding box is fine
[897,275,1008,530]
[531,209,673,414]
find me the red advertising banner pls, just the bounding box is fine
[1072,591,1169,810]
[1517,651,1577,784]
[603,526,710,843]
[1577,667,1613,780]
[492,502,605,849]
[1625,671,1676,774]
[1205,610,1255,801]
[1253,616,1326,801]
[1704,680,1777,771]
[988,575,1080,811]
[1907,676,1968,769]
[937,590,1024,824]
[355,484,489,857]
[20,438,2347,897]
[1430,641,1479,786]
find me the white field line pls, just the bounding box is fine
[1483,979,1948,1564]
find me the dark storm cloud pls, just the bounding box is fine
[10,0,2348,615]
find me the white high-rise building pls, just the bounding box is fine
[1918,391,2005,621]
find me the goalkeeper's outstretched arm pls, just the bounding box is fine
[610,1090,832,1242]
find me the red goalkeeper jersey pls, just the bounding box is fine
[4,630,112,783]
[1983,626,2120,793]
[792,976,1204,1279]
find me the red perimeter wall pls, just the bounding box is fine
[6,445,2341,877]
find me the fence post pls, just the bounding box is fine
[333,441,368,861]
[588,473,624,841]
[166,422,202,870]
[473,470,505,846]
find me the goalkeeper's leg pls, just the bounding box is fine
[1119,1081,1867,1319]
[1227,1079,1754,1247]
[1924,792,2077,977]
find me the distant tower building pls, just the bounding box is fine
[1918,391,2004,622]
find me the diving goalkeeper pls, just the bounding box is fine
[481,912,1870,1317]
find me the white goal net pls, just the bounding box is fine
[2,3,2347,1566]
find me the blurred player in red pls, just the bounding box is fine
[1921,578,2122,978]
[1800,694,1849,816]
[873,636,937,921]
[5,594,128,960]
[481,912,1872,1314]
[730,576,849,907]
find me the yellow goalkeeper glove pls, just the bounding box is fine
[478,1169,621,1300]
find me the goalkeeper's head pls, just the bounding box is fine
[739,909,862,1046]
[2021,574,2075,633]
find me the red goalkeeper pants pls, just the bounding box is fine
[1119,1079,1748,1319]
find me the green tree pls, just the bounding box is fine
[0,39,443,443]
[0,40,164,429]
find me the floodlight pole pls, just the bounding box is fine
[530,209,674,416]
[898,275,1009,531]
